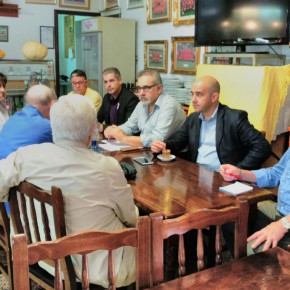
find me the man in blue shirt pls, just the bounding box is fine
[0,84,56,159]
[152,76,271,170]
[220,149,290,254]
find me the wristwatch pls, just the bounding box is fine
[281,217,290,231]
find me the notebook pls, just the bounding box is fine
[219,181,253,195]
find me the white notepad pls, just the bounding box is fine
[219,181,253,195]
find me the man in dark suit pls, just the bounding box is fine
[97,67,139,132]
[151,75,271,170]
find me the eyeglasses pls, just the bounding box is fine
[133,84,159,94]
[71,80,86,86]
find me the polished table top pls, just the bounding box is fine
[146,247,290,289]
[113,151,275,218]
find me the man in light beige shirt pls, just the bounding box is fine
[0,94,138,288]
[68,69,102,112]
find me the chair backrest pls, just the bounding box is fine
[9,181,76,290]
[12,216,151,290]
[150,198,249,286]
[0,203,13,290]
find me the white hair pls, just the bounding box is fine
[50,94,96,143]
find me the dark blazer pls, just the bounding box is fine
[97,87,139,126]
[166,103,271,170]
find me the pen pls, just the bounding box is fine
[228,173,241,179]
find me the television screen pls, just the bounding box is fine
[195,0,290,49]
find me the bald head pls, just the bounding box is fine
[191,76,220,120]
[25,84,56,119]
[194,76,220,95]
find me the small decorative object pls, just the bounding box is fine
[144,40,168,73]
[22,41,48,60]
[171,36,200,75]
[0,49,5,58]
[173,0,195,26]
[147,0,171,24]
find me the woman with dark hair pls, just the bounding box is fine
[0,72,9,131]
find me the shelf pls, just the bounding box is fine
[0,4,19,17]
[203,53,286,66]
[0,59,52,64]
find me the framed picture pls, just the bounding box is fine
[144,40,168,73]
[173,0,195,26]
[127,0,144,9]
[25,0,56,4]
[171,37,200,74]
[59,0,90,10]
[104,0,119,9]
[0,26,8,42]
[147,0,172,24]
[40,26,54,49]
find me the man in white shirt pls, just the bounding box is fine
[0,94,138,288]
[104,69,186,148]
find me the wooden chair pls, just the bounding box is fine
[12,216,151,290]
[150,198,249,286]
[0,203,13,290]
[9,181,76,290]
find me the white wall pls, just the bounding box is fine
[0,0,101,61]
[1,0,289,77]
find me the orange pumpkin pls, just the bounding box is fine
[0,50,5,58]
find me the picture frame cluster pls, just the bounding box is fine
[144,36,199,75]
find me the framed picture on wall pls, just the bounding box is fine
[147,0,172,24]
[127,0,144,9]
[40,26,55,49]
[173,0,195,26]
[104,0,119,9]
[59,0,90,10]
[144,40,168,73]
[171,37,200,74]
[25,0,56,4]
[0,26,8,42]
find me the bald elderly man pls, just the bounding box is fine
[0,84,56,160]
[152,76,271,171]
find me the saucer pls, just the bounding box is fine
[157,154,176,162]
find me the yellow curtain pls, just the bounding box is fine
[188,64,290,141]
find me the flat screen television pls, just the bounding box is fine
[195,0,290,52]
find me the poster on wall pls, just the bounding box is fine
[147,0,172,24]
[144,40,168,73]
[173,0,195,26]
[59,0,90,10]
[171,37,200,74]
[0,26,8,42]
[64,15,75,58]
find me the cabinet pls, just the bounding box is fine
[203,53,286,66]
[0,59,55,113]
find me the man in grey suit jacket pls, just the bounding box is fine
[152,76,271,170]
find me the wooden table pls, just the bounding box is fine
[113,151,275,218]
[145,247,290,289]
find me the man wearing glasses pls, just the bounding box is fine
[69,69,102,112]
[104,69,186,147]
